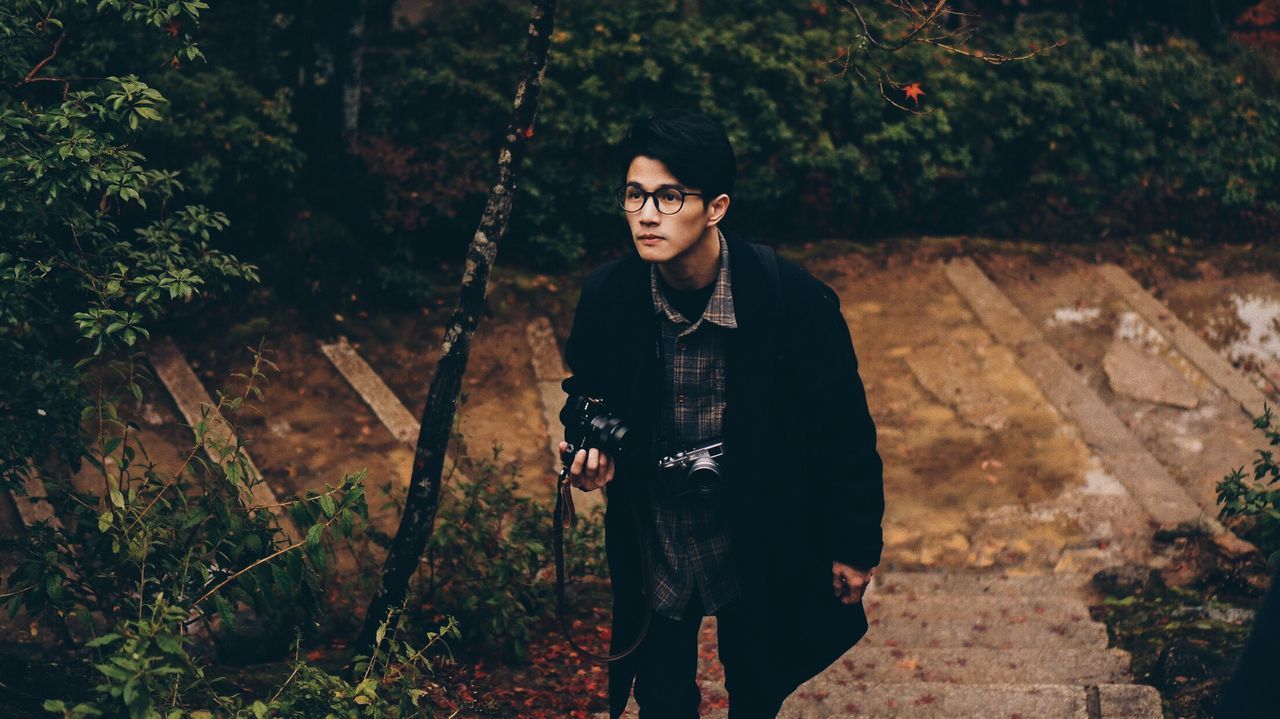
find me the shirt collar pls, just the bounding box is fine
[649,227,738,330]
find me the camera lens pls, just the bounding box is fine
[688,457,720,495]
[590,415,628,456]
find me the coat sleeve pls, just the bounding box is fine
[804,284,884,571]
[558,263,613,443]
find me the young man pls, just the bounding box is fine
[558,108,884,719]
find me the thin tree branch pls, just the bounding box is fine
[16,27,66,86]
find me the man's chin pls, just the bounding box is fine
[633,242,672,263]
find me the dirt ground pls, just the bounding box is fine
[801,252,1097,570]
[12,239,1280,579]
[977,253,1262,515]
[6,237,1280,717]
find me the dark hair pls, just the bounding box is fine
[616,108,736,202]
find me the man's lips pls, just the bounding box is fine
[638,235,663,243]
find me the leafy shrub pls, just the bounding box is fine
[1217,404,1280,564]
[4,343,366,632]
[43,600,464,719]
[375,430,607,663]
[2,4,468,716]
[215,615,463,719]
[357,3,1280,270]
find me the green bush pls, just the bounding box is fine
[1218,404,1280,565]
[357,3,1280,269]
[1,4,468,716]
[375,428,607,664]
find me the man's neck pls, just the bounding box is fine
[656,227,721,291]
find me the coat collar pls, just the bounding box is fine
[611,225,775,338]
[649,227,738,330]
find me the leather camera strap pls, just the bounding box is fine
[552,464,653,663]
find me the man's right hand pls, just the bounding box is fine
[558,441,615,491]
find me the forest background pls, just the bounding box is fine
[3,1,1280,718]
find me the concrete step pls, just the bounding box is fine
[863,595,1093,624]
[721,680,1162,711]
[599,682,1161,718]
[863,615,1109,650]
[781,681,1162,718]
[700,614,1109,650]
[869,572,1091,599]
[800,646,1130,685]
[695,646,1131,685]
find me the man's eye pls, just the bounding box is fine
[626,189,643,200]
[661,190,682,203]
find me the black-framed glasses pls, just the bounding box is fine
[616,184,703,215]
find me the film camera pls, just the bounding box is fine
[657,439,725,499]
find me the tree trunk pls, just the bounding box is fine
[354,0,558,656]
[342,0,369,138]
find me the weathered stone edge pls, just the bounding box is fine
[1097,263,1268,420]
[942,258,1204,529]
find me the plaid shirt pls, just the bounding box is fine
[646,227,742,620]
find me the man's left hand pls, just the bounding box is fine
[832,561,872,605]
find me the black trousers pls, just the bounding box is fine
[631,590,786,719]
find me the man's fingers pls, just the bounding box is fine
[567,448,615,491]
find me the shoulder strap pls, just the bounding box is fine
[749,241,784,317]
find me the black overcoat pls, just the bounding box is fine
[560,228,884,717]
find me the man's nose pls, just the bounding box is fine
[638,196,662,223]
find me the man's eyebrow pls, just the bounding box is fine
[624,181,688,191]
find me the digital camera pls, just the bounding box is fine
[561,395,629,464]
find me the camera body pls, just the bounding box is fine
[561,395,629,465]
[562,395,727,500]
[657,438,725,499]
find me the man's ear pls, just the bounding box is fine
[707,193,731,226]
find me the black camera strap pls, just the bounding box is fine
[552,463,654,663]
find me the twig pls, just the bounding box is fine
[191,513,338,607]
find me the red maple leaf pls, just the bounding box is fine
[903,82,926,105]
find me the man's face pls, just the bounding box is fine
[623,155,722,265]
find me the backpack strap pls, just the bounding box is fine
[749,241,784,319]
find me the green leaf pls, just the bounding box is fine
[306,523,324,547]
[319,494,336,518]
[84,633,121,648]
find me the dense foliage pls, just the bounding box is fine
[0,3,463,716]
[1218,405,1280,565]
[412,443,606,662]
[355,2,1280,271]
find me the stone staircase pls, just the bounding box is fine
[599,571,1162,718]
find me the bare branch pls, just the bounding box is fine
[828,0,1066,110]
[17,27,65,86]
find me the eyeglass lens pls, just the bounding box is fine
[619,186,686,214]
